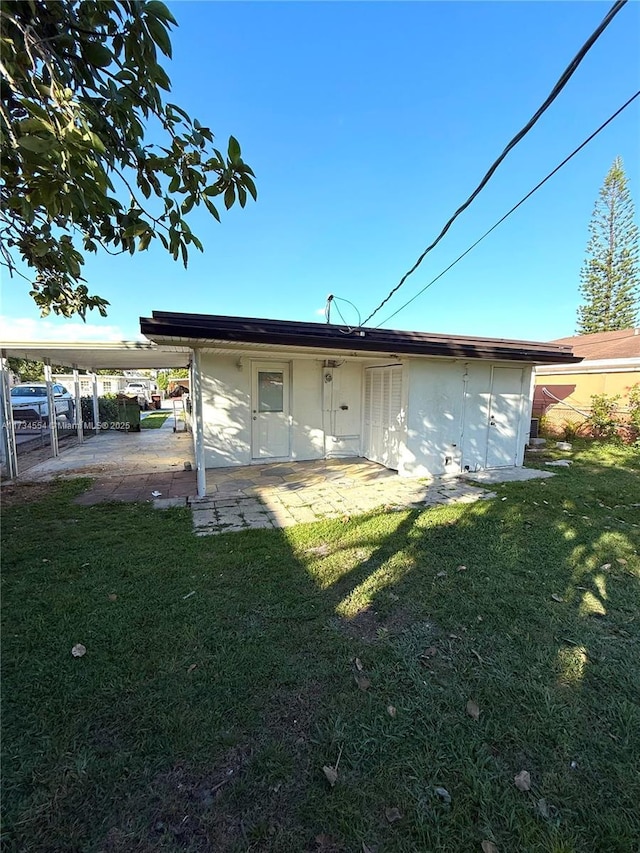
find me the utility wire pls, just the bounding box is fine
[374,89,640,328]
[333,295,362,328]
[362,0,628,326]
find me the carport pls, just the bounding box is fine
[1,340,192,482]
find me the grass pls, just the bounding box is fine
[2,443,639,852]
[140,411,171,429]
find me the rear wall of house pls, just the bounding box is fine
[198,352,364,468]
[400,360,533,477]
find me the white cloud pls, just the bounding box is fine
[0,316,145,343]
[314,308,327,317]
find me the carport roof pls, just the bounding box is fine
[0,340,191,371]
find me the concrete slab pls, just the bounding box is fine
[17,427,195,481]
[461,467,555,484]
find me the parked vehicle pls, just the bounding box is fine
[123,382,151,409]
[11,383,74,425]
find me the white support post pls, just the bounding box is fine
[73,366,83,444]
[192,349,207,497]
[43,361,59,457]
[91,372,99,435]
[0,353,18,479]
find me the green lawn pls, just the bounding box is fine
[2,443,639,852]
[140,410,171,429]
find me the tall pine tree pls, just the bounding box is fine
[576,156,639,334]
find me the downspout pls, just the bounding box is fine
[459,363,469,468]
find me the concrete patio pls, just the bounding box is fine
[16,412,195,481]
[188,458,501,535]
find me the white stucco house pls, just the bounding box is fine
[140,312,579,495]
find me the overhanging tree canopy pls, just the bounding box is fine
[0,0,256,319]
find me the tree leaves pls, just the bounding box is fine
[0,0,256,318]
[81,41,113,68]
[576,156,639,334]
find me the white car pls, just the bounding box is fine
[124,382,151,409]
[11,383,74,425]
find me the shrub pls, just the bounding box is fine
[587,393,620,439]
[629,384,640,434]
[562,420,583,441]
[80,396,120,426]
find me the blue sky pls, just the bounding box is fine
[1,0,638,343]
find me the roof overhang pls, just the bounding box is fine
[140,312,581,365]
[0,340,192,371]
[536,356,640,376]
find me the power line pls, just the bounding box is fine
[362,0,628,326]
[374,89,640,329]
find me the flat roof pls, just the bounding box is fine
[140,312,581,364]
[0,341,191,371]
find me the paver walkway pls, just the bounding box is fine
[190,458,499,535]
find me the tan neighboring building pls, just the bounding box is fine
[533,328,640,432]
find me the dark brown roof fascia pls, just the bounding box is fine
[140,312,581,365]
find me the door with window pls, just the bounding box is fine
[251,362,290,459]
[485,367,523,468]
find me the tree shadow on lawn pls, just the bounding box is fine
[1,469,639,852]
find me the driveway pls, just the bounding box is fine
[17,413,195,481]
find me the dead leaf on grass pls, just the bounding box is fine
[187,663,197,674]
[481,841,498,853]
[387,704,397,717]
[355,674,371,691]
[385,806,402,824]
[362,843,378,853]
[315,833,342,851]
[322,744,343,788]
[322,765,338,787]
[107,593,117,602]
[466,699,480,720]
[307,544,330,556]
[71,643,86,657]
[342,515,351,524]
[420,646,437,661]
[551,593,564,603]
[434,786,451,804]
[616,558,628,566]
[436,571,447,578]
[600,563,612,571]
[514,769,531,792]
[354,657,364,672]
[456,565,467,572]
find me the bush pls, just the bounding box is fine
[80,396,120,427]
[587,393,620,439]
[629,384,640,434]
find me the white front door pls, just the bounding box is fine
[486,367,524,468]
[251,362,290,459]
[363,366,403,470]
